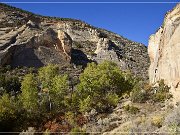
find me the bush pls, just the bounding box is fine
[106,93,119,107]
[38,64,59,89]
[151,115,164,128]
[65,111,76,126]
[0,74,21,95]
[50,75,69,112]
[152,80,172,102]
[75,61,135,113]
[38,65,69,113]
[152,92,169,102]
[0,93,17,120]
[70,126,86,135]
[0,75,6,95]
[20,74,38,114]
[130,82,149,103]
[0,65,11,73]
[79,96,91,113]
[0,93,19,131]
[123,104,139,114]
[131,80,172,103]
[4,76,21,94]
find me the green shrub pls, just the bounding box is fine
[20,74,38,114]
[152,92,168,102]
[0,93,17,120]
[123,104,139,114]
[131,80,172,103]
[79,95,91,113]
[0,93,19,131]
[65,111,76,126]
[75,61,135,113]
[106,93,119,107]
[38,64,59,89]
[131,82,149,103]
[50,75,69,112]
[152,79,172,102]
[70,126,86,135]
[0,74,21,94]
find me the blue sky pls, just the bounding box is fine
[1,0,179,45]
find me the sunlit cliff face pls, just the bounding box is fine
[148,3,180,103]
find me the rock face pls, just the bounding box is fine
[148,3,180,102]
[0,25,72,67]
[57,30,72,61]
[0,3,149,79]
[94,38,127,69]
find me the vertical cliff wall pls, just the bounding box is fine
[148,3,180,102]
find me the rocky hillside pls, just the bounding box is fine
[0,3,149,79]
[148,3,180,102]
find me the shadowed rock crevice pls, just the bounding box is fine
[71,48,92,67]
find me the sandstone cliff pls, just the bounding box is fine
[148,3,180,102]
[0,3,149,79]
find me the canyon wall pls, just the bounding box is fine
[148,3,180,102]
[0,3,149,79]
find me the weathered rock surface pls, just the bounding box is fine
[148,3,180,102]
[0,3,149,79]
[57,30,72,60]
[94,38,127,69]
[0,24,72,67]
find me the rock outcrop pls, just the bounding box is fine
[94,38,127,69]
[148,3,180,102]
[57,30,72,61]
[0,3,149,79]
[0,24,72,67]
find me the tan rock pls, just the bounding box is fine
[0,26,73,67]
[57,30,72,61]
[95,38,110,54]
[148,3,180,103]
[94,38,127,69]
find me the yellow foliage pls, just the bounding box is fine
[151,115,164,128]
